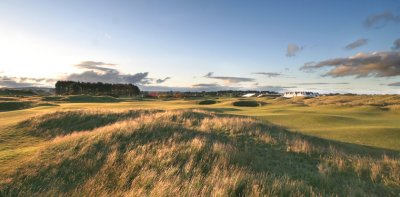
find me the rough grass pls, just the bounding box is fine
[18,109,159,139]
[1,109,399,196]
[304,95,400,107]
[272,95,400,109]
[2,95,400,151]
[198,99,217,105]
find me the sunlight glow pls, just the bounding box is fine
[0,32,81,78]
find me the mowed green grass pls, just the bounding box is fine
[230,103,400,151]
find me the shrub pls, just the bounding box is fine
[41,96,64,101]
[233,100,263,107]
[199,99,217,105]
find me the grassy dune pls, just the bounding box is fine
[1,109,399,196]
[1,94,400,151]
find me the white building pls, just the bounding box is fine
[283,91,319,98]
[242,93,257,98]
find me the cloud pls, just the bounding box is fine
[66,61,171,85]
[0,76,54,88]
[252,72,282,77]
[140,84,225,92]
[387,82,400,86]
[74,61,117,72]
[253,85,296,92]
[203,72,255,84]
[286,44,303,57]
[192,83,219,87]
[345,38,368,50]
[393,38,400,50]
[156,77,171,84]
[364,11,400,28]
[69,61,170,85]
[141,84,293,92]
[295,82,349,85]
[204,72,213,78]
[300,51,400,78]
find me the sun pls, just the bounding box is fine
[0,32,80,78]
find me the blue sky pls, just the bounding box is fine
[0,0,400,93]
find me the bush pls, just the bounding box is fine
[233,100,263,107]
[41,96,64,101]
[199,99,217,105]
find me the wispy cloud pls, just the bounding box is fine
[387,82,400,86]
[364,11,400,28]
[286,44,303,57]
[203,72,255,84]
[151,84,294,92]
[345,38,368,50]
[300,51,400,78]
[75,61,117,71]
[254,85,296,92]
[156,77,171,84]
[192,83,219,87]
[295,82,349,85]
[252,72,282,77]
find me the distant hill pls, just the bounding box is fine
[0,87,54,96]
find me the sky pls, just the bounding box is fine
[0,0,400,93]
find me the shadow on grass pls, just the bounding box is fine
[194,107,242,113]
[257,118,400,158]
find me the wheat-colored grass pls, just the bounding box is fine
[1,109,399,196]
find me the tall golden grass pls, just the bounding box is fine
[1,109,399,196]
[274,94,400,110]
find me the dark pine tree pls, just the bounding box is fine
[55,81,140,97]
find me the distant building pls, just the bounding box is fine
[283,91,319,98]
[242,93,257,98]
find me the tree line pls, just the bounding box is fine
[55,81,140,97]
